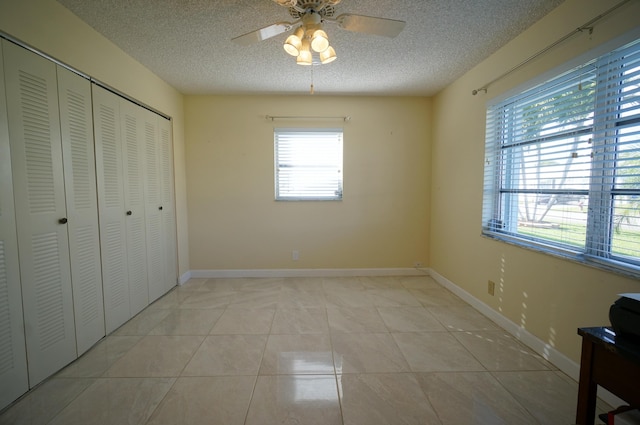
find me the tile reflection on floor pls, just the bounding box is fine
[0,275,607,425]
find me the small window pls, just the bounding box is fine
[274,128,343,201]
[482,37,640,275]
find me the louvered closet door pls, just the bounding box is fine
[93,86,130,333]
[142,109,165,302]
[57,67,105,355]
[120,100,148,316]
[0,41,29,411]
[3,40,76,385]
[158,116,177,293]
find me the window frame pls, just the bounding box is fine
[274,127,344,202]
[482,36,640,278]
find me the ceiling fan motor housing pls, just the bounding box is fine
[285,0,340,19]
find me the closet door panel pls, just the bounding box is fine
[92,86,129,333]
[120,100,148,316]
[3,40,76,385]
[142,110,165,302]
[158,117,177,292]
[57,67,104,354]
[0,41,29,411]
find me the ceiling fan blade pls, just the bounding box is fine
[336,14,406,38]
[231,22,293,46]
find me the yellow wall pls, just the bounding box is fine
[0,0,189,278]
[431,0,640,363]
[185,95,431,270]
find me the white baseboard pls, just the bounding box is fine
[428,269,579,379]
[428,268,625,408]
[179,271,191,285]
[188,267,428,279]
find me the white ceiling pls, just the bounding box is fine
[55,0,564,96]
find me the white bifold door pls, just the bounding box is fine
[144,109,177,301]
[2,40,104,386]
[93,86,133,333]
[57,64,105,356]
[120,98,149,317]
[94,86,179,332]
[0,40,29,411]
[142,108,165,302]
[159,117,177,294]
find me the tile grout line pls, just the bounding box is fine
[325,300,346,425]
[241,299,279,425]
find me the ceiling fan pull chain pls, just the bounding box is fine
[310,65,315,94]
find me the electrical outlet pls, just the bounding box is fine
[488,280,495,296]
[292,250,299,261]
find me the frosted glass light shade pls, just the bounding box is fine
[284,26,304,56]
[297,50,313,65]
[320,46,337,64]
[284,35,302,56]
[311,30,329,52]
[296,38,312,65]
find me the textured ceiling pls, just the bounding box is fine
[55,0,565,96]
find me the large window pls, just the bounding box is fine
[482,37,640,275]
[274,128,343,201]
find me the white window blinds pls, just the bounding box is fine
[274,128,343,201]
[482,37,640,274]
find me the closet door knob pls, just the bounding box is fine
[126,210,132,216]
[159,206,163,210]
[58,217,68,224]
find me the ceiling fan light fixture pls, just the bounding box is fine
[311,29,329,53]
[233,3,407,69]
[320,45,337,64]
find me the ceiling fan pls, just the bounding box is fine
[231,0,406,65]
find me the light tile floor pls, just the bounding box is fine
[0,275,611,425]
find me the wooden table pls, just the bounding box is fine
[576,327,640,424]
